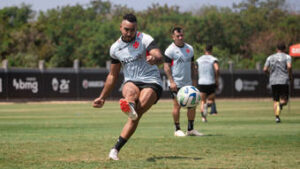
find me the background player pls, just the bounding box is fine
[196,44,219,122]
[164,27,203,137]
[263,42,292,123]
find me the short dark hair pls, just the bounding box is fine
[205,44,213,52]
[172,27,183,34]
[123,13,137,23]
[277,42,286,51]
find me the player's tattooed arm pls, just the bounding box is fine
[164,62,177,91]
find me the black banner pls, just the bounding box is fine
[43,70,77,98]
[7,69,43,98]
[0,68,299,100]
[0,70,7,99]
[217,72,233,97]
[77,69,123,99]
[232,72,264,97]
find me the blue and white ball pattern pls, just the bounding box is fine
[177,86,201,108]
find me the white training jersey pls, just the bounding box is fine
[110,32,162,86]
[264,52,291,85]
[164,42,194,88]
[196,55,218,85]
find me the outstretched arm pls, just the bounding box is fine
[93,63,121,108]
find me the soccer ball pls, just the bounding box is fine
[177,86,201,108]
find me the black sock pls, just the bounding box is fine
[175,122,181,131]
[211,102,217,114]
[114,136,127,151]
[279,103,283,110]
[188,120,194,131]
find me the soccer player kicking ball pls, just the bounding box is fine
[164,27,203,137]
[263,42,293,123]
[93,13,163,160]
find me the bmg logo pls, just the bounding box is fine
[13,77,38,93]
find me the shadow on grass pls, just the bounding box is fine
[146,156,202,162]
[202,134,223,137]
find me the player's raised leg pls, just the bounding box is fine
[120,82,140,120]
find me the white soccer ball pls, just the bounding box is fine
[177,86,201,108]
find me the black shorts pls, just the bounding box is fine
[125,81,162,104]
[271,84,289,101]
[197,84,216,96]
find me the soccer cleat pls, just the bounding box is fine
[108,148,119,160]
[275,117,281,123]
[174,130,186,137]
[119,99,138,120]
[186,130,204,136]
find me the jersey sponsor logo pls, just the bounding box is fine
[177,57,185,64]
[13,77,38,93]
[186,48,190,53]
[121,53,142,64]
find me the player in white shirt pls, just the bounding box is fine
[93,14,163,160]
[263,42,292,123]
[164,27,203,137]
[196,44,219,122]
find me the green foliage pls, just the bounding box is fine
[0,0,299,69]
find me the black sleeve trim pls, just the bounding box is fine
[191,56,194,62]
[111,57,121,64]
[164,55,172,63]
[146,40,159,51]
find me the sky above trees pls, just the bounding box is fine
[1,0,299,12]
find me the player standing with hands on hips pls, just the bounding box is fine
[263,42,293,123]
[93,13,163,160]
[164,27,203,137]
[196,44,219,122]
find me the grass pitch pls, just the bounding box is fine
[0,99,299,169]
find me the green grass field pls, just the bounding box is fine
[0,99,299,169]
